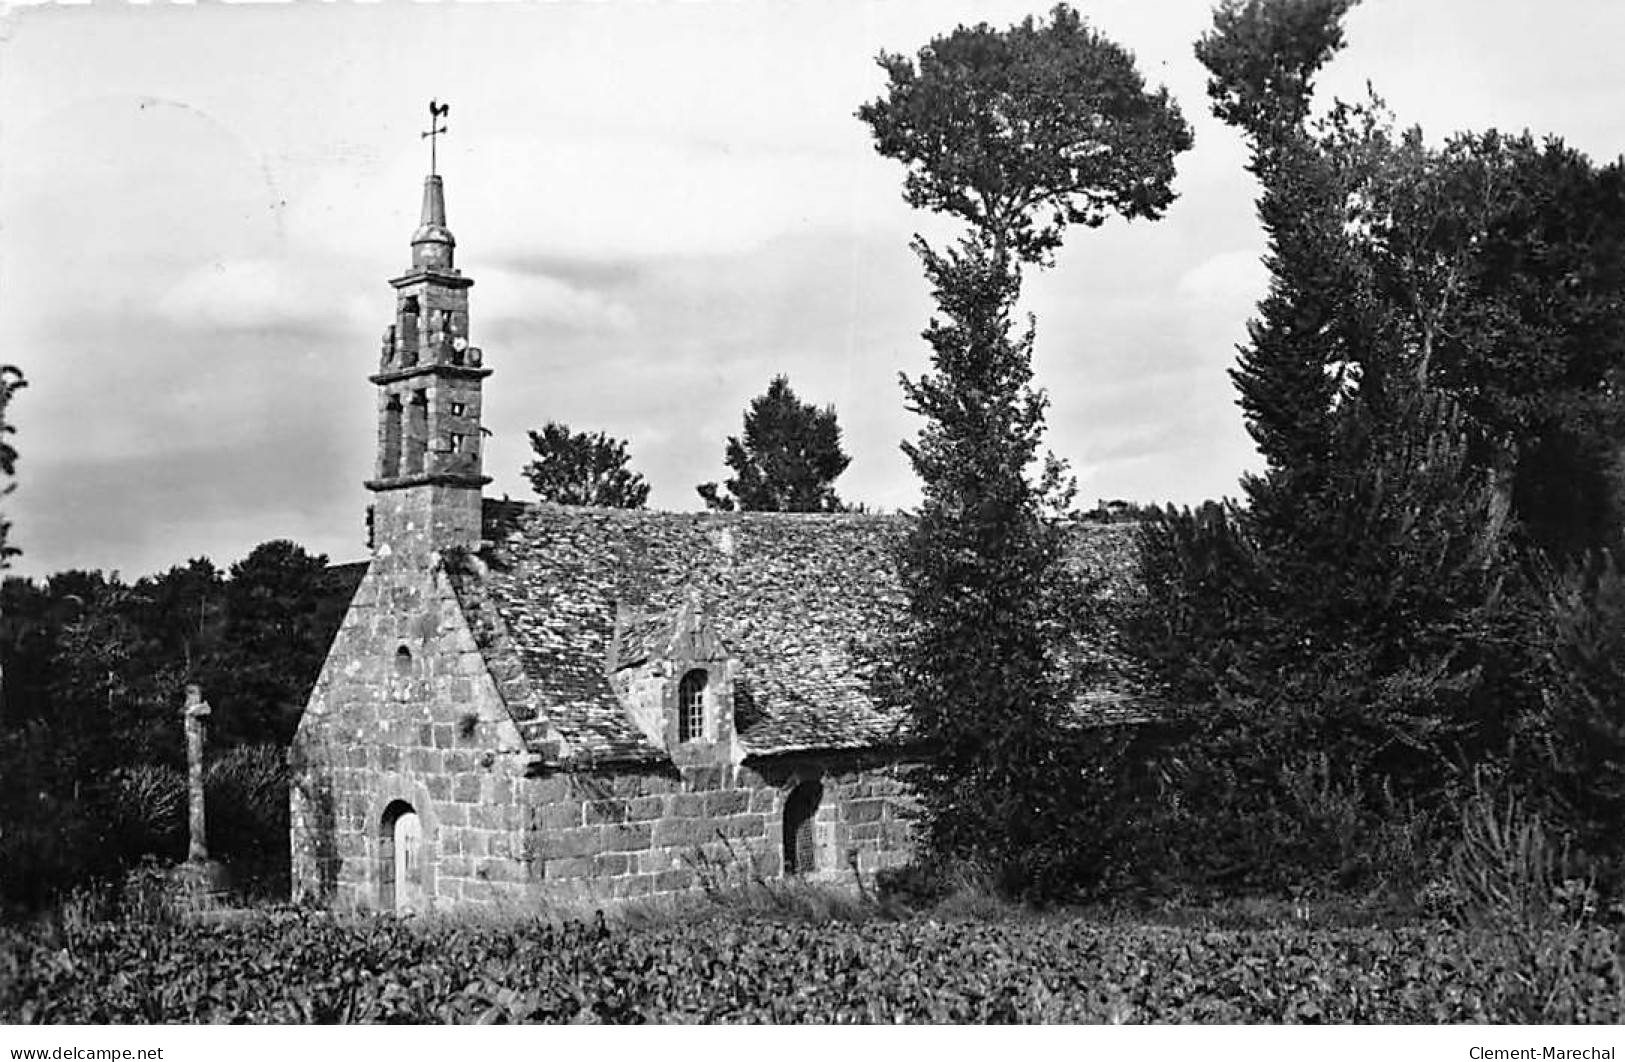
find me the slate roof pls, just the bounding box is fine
[445,500,1152,768]
[614,610,681,671]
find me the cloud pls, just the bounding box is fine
[475,267,635,334]
[287,132,904,270]
[11,423,365,580]
[156,258,329,332]
[1176,249,1269,308]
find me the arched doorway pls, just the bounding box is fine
[783,780,823,876]
[379,800,423,913]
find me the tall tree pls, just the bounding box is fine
[696,375,852,513]
[0,365,25,569]
[1193,0,1363,551]
[1302,107,1625,561]
[1193,0,1622,720]
[859,3,1191,895]
[523,422,650,509]
[1200,0,1625,564]
[1399,132,1625,559]
[1123,0,1597,890]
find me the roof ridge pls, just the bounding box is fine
[483,497,899,522]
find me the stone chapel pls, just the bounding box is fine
[287,157,1146,913]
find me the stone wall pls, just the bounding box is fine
[370,482,483,561]
[516,755,915,908]
[290,544,916,913]
[294,717,916,911]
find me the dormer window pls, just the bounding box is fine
[677,669,707,743]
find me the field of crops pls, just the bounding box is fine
[3,906,1622,1023]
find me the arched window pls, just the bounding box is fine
[394,645,413,677]
[403,390,428,475]
[381,394,403,478]
[677,669,706,743]
[399,297,420,367]
[783,780,822,876]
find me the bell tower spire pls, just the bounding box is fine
[411,175,455,273]
[412,100,455,273]
[366,100,490,559]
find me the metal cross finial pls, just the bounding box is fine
[422,99,450,176]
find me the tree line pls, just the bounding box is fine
[1122,0,1625,900]
[856,0,1625,910]
[0,542,358,910]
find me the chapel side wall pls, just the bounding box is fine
[515,755,918,906]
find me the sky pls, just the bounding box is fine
[1,0,1622,581]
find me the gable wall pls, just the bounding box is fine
[289,549,534,910]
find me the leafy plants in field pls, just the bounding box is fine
[3,907,1621,1024]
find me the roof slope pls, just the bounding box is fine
[451,500,1148,766]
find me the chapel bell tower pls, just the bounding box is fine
[366,100,490,557]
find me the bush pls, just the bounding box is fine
[0,721,140,915]
[0,736,290,917]
[204,744,290,898]
[1529,548,1625,880]
[1447,773,1574,927]
[110,764,186,860]
[1438,772,1625,1021]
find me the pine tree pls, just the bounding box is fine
[696,376,851,513]
[860,4,1191,894]
[523,422,650,509]
[1196,0,1364,550]
[1125,0,1540,888]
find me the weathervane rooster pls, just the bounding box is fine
[423,99,450,175]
